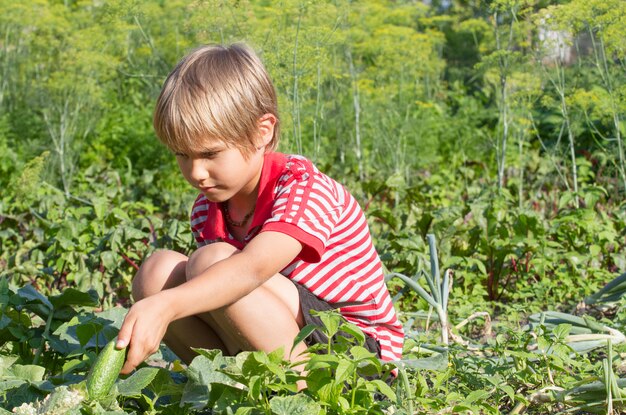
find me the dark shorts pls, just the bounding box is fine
[293,281,381,357]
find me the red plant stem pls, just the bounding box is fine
[148,217,157,245]
[121,253,140,271]
[487,270,494,300]
[499,272,514,300]
[487,250,495,300]
[363,196,374,212]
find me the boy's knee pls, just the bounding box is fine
[132,250,186,301]
[186,243,238,280]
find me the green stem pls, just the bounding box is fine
[33,309,54,366]
[291,6,303,154]
[508,401,526,414]
[351,370,357,407]
[398,368,414,414]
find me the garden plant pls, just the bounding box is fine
[1,0,625,413]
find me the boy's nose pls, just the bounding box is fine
[189,159,210,182]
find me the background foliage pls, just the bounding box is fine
[1,0,625,413]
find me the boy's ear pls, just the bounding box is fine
[256,113,276,147]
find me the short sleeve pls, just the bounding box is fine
[190,195,209,247]
[261,157,344,263]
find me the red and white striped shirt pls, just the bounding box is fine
[190,152,403,361]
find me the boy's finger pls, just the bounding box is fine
[120,342,138,374]
[116,337,128,349]
[120,357,136,374]
[121,343,145,374]
[116,313,134,350]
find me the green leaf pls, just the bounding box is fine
[117,367,160,397]
[553,324,572,340]
[0,278,11,307]
[181,351,236,410]
[269,394,322,415]
[335,360,356,384]
[0,315,12,331]
[316,382,341,406]
[49,289,99,309]
[589,244,601,257]
[337,395,350,410]
[266,362,287,382]
[0,355,19,372]
[306,353,340,371]
[101,251,118,270]
[385,172,406,189]
[194,348,227,361]
[339,323,366,346]
[247,375,262,401]
[463,389,491,405]
[291,324,317,354]
[388,351,448,371]
[0,379,26,394]
[38,385,84,413]
[76,322,104,347]
[92,197,108,219]
[16,285,53,312]
[61,359,84,375]
[370,379,397,401]
[209,383,246,413]
[51,312,120,354]
[500,384,516,402]
[350,345,376,361]
[10,364,46,382]
[234,407,257,415]
[148,368,184,401]
[317,310,342,339]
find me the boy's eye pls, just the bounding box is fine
[200,151,219,159]
[174,149,220,159]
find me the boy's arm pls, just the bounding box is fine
[117,230,302,374]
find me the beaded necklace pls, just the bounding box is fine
[222,202,255,227]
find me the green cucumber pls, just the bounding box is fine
[86,339,126,400]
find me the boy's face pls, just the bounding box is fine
[175,142,265,204]
[174,115,275,204]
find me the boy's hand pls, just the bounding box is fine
[113,231,302,375]
[116,294,175,374]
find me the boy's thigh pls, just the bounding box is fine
[258,273,303,326]
[202,273,303,354]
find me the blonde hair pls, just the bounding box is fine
[153,43,280,156]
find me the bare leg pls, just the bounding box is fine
[132,245,309,381]
[186,243,308,362]
[131,250,228,363]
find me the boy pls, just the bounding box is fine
[116,43,404,376]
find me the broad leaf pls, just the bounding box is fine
[117,367,160,397]
[388,351,448,371]
[49,288,99,309]
[370,379,396,401]
[181,351,236,409]
[269,394,322,415]
[291,324,317,354]
[10,365,45,382]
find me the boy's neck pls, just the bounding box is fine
[223,184,259,242]
[226,190,257,220]
[225,169,262,219]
